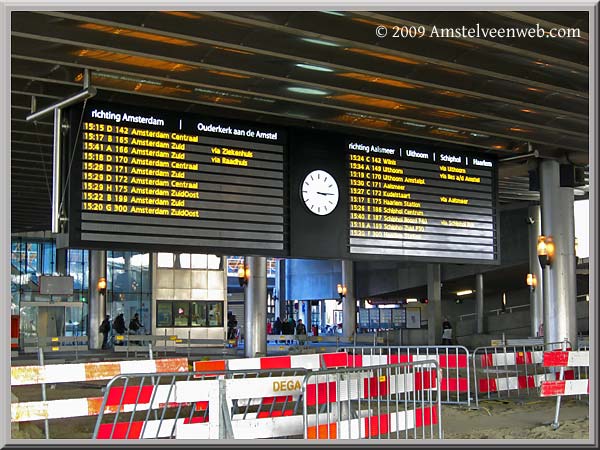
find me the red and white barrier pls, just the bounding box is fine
[11,358,188,386]
[11,358,189,423]
[540,351,590,398]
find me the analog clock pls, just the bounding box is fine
[301,169,339,216]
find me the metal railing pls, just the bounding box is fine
[339,345,471,407]
[302,361,442,440]
[472,340,570,407]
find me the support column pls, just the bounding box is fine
[305,301,312,331]
[427,264,442,345]
[275,259,286,321]
[539,159,577,346]
[55,248,67,276]
[342,260,356,338]
[528,204,544,337]
[476,273,484,334]
[244,256,267,357]
[321,300,327,330]
[88,250,106,350]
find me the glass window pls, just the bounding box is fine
[157,253,174,268]
[157,302,173,327]
[207,302,224,327]
[173,301,190,327]
[191,302,208,327]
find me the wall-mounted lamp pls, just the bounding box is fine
[501,292,507,312]
[406,298,418,303]
[237,265,250,287]
[526,273,537,289]
[537,235,555,267]
[97,277,107,295]
[337,283,347,304]
[456,289,474,297]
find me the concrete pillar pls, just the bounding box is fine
[244,256,267,357]
[321,300,327,329]
[539,159,577,346]
[427,264,442,345]
[88,250,106,350]
[55,248,67,275]
[305,301,312,331]
[475,273,484,334]
[342,260,356,337]
[275,259,286,321]
[528,204,544,337]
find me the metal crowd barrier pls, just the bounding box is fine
[339,345,471,407]
[302,361,443,440]
[10,355,188,439]
[92,367,313,439]
[539,346,590,429]
[22,335,88,359]
[472,340,570,407]
[92,360,443,440]
[113,331,232,358]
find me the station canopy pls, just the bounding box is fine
[10,10,589,232]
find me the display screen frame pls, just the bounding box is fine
[65,97,289,257]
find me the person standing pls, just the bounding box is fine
[442,317,453,345]
[296,318,307,345]
[273,317,282,335]
[99,315,111,350]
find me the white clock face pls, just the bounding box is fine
[301,170,339,216]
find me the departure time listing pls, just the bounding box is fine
[80,121,262,219]
[346,141,495,241]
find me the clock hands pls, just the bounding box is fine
[316,191,335,196]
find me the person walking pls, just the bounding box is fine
[113,313,127,345]
[129,313,144,335]
[442,317,453,345]
[99,315,111,349]
[227,315,238,340]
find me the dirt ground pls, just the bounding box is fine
[443,397,589,440]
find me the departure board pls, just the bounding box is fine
[347,139,497,261]
[68,101,286,255]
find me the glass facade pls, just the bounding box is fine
[107,252,152,331]
[11,239,89,338]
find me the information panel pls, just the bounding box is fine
[347,139,497,261]
[69,101,286,255]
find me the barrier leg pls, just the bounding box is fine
[37,348,50,439]
[550,340,568,430]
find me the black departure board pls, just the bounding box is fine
[68,101,286,255]
[347,139,497,261]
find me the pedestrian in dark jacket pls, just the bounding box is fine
[129,313,144,334]
[112,313,127,346]
[273,317,282,335]
[296,319,307,345]
[113,313,127,334]
[99,315,111,349]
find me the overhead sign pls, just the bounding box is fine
[67,101,286,255]
[347,139,497,261]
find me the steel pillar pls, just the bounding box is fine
[528,204,544,337]
[476,273,484,334]
[539,159,577,346]
[427,264,442,345]
[88,250,106,350]
[341,260,356,338]
[244,256,267,357]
